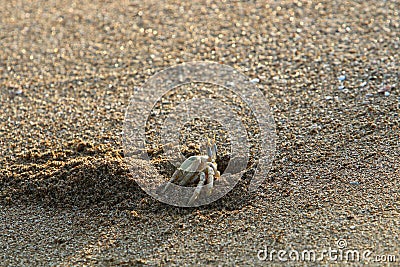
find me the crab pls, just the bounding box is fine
[163,140,221,205]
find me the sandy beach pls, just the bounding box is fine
[1,0,399,265]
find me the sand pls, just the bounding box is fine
[1,0,399,265]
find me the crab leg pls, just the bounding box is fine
[163,168,182,193]
[179,171,198,186]
[206,166,214,195]
[188,172,206,205]
[189,172,201,184]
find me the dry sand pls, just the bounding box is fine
[1,0,399,265]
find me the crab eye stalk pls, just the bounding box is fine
[207,146,213,159]
[212,143,217,159]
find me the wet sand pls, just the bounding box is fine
[1,0,399,265]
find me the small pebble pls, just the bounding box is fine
[130,210,139,217]
[310,124,321,133]
[338,75,346,81]
[384,91,390,97]
[360,81,367,87]
[378,84,391,93]
[350,181,360,185]
[350,225,356,230]
[338,85,345,90]
[325,96,333,100]
[250,78,260,84]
